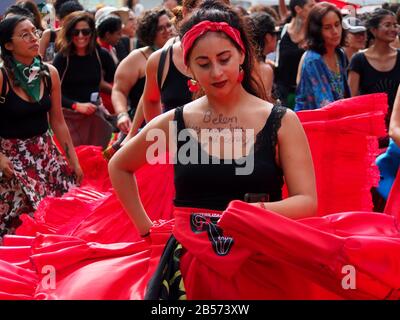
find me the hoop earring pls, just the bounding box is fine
[187,79,200,92]
[237,65,244,83]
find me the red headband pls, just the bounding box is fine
[181,20,245,66]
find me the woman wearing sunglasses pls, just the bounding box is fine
[53,11,116,148]
[0,15,82,240]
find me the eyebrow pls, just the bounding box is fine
[18,26,36,33]
[195,50,231,60]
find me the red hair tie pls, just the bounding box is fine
[181,20,245,66]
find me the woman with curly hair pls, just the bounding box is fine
[295,2,350,111]
[107,7,174,158]
[0,15,82,240]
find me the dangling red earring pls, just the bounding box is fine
[187,79,200,92]
[237,65,244,83]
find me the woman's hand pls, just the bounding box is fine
[72,163,83,185]
[75,102,97,115]
[117,112,132,134]
[0,155,14,179]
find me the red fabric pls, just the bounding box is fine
[1,202,400,300]
[181,21,245,65]
[0,93,396,300]
[318,0,361,9]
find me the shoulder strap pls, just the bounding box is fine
[42,64,52,92]
[173,105,185,131]
[0,68,7,104]
[173,106,186,149]
[60,55,69,85]
[157,44,172,91]
[266,105,287,152]
[50,30,57,43]
[95,47,103,71]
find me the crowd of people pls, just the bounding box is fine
[0,0,400,300]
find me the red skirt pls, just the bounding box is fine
[1,202,400,300]
[0,93,395,300]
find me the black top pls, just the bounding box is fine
[160,46,192,112]
[349,50,400,127]
[0,68,51,139]
[128,76,145,118]
[53,47,116,108]
[173,105,286,211]
[128,50,149,118]
[115,36,130,63]
[275,31,305,102]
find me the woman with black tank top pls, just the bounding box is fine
[105,8,174,160]
[117,0,200,150]
[0,16,82,240]
[139,0,202,124]
[349,9,400,142]
[110,2,316,299]
[53,12,116,149]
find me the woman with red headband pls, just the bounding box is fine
[0,1,399,301]
[110,0,317,299]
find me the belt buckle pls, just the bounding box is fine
[0,96,5,104]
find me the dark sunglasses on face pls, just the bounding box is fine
[71,28,92,37]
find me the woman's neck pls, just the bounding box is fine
[324,46,337,58]
[206,85,247,114]
[370,40,394,55]
[12,54,34,66]
[290,16,305,34]
[344,47,358,61]
[75,47,87,56]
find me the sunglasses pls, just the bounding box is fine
[71,28,92,37]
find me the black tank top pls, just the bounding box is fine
[173,105,286,211]
[128,76,145,118]
[160,46,192,112]
[275,31,305,96]
[0,69,51,139]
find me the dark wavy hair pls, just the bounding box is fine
[136,7,172,47]
[305,2,345,55]
[97,16,122,39]
[58,0,84,20]
[289,0,308,18]
[0,15,49,85]
[15,1,44,31]
[179,0,265,100]
[4,5,34,20]
[54,0,78,16]
[247,12,276,61]
[366,8,395,39]
[57,11,97,56]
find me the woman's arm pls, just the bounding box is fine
[109,110,175,235]
[112,50,142,133]
[127,97,145,141]
[348,71,360,97]
[39,29,51,59]
[259,63,274,102]
[389,85,400,146]
[46,64,83,184]
[259,109,317,219]
[0,70,14,178]
[278,0,289,23]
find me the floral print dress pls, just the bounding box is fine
[0,132,76,239]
